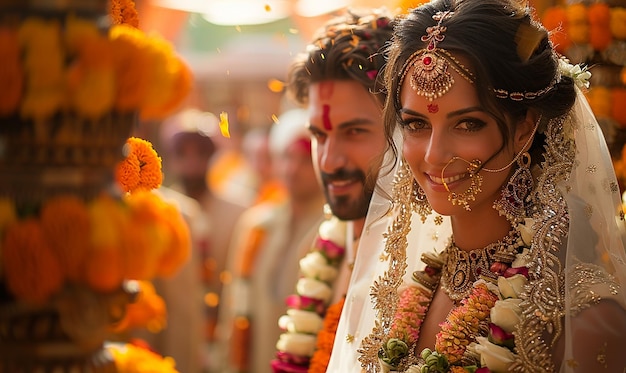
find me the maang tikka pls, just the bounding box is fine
[397,11,475,102]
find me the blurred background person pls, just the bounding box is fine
[240,127,287,207]
[159,108,248,372]
[218,108,326,373]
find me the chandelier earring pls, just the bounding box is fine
[493,151,534,225]
[411,179,432,223]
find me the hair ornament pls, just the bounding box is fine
[397,11,475,102]
[493,57,589,102]
[558,57,591,90]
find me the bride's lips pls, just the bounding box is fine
[425,172,469,191]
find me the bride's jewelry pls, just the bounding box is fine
[442,157,483,211]
[440,228,524,302]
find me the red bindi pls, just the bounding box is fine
[427,103,439,113]
[322,104,332,130]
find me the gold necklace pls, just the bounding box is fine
[440,228,523,302]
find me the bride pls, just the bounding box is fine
[329,0,626,372]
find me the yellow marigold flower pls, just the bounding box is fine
[610,7,626,39]
[110,36,151,111]
[0,27,23,115]
[566,3,589,44]
[83,194,130,292]
[140,57,192,121]
[108,343,178,373]
[2,218,64,304]
[64,14,101,53]
[19,18,66,119]
[40,195,91,282]
[66,37,115,118]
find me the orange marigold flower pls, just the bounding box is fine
[40,195,91,282]
[83,194,130,292]
[308,298,344,373]
[109,0,140,28]
[110,34,151,111]
[123,191,171,280]
[140,54,193,121]
[542,6,570,54]
[0,27,23,116]
[156,202,190,277]
[116,137,163,194]
[611,88,626,128]
[586,86,612,119]
[116,149,141,193]
[588,3,612,51]
[2,219,64,304]
[435,283,498,364]
[112,281,167,333]
[131,138,163,191]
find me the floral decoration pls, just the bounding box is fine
[109,0,140,28]
[308,297,345,373]
[0,13,190,121]
[108,342,178,373]
[377,218,535,373]
[116,137,163,194]
[272,216,347,373]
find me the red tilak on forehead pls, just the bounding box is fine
[427,103,439,113]
[322,104,332,130]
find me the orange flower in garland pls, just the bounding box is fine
[40,195,91,282]
[2,218,64,304]
[308,297,345,373]
[116,137,163,194]
[110,30,151,111]
[435,282,498,364]
[155,202,191,278]
[109,0,140,28]
[0,27,23,115]
[112,281,167,333]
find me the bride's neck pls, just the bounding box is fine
[450,204,513,251]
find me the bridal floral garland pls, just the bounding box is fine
[377,218,535,373]
[272,215,347,373]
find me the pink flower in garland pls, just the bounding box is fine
[389,286,430,344]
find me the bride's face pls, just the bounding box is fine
[398,64,516,217]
